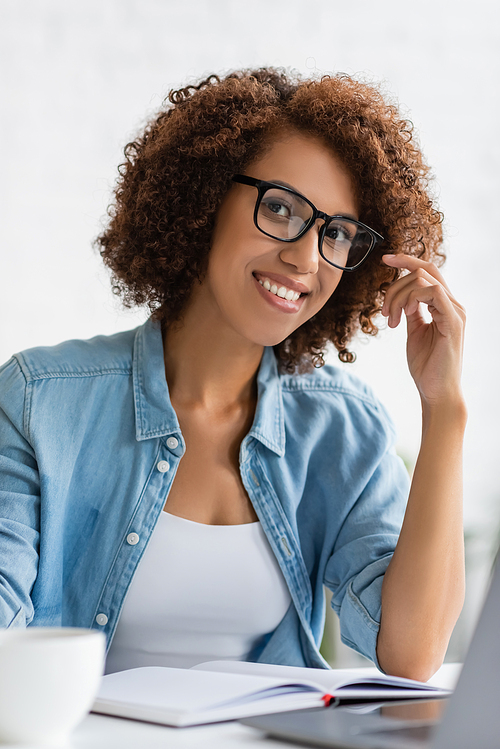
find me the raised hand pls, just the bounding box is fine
[381,254,466,408]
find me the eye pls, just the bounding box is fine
[325,221,355,243]
[261,197,292,218]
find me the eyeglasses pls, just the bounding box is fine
[232,175,384,272]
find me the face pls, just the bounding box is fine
[191,131,359,348]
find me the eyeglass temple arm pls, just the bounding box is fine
[232,175,261,187]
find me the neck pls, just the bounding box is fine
[163,311,264,411]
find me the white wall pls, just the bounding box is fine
[1,0,499,660]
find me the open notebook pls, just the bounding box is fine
[92,660,452,727]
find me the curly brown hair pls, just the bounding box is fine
[96,68,444,371]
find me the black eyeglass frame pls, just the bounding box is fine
[232,174,384,272]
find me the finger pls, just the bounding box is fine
[382,254,452,295]
[385,275,445,325]
[382,267,447,318]
[384,282,429,328]
[383,266,465,325]
[387,280,460,336]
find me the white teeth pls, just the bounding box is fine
[258,277,301,302]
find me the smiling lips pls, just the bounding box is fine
[253,272,309,305]
[258,277,301,302]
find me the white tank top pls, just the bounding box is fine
[105,512,292,674]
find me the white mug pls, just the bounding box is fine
[0,627,105,746]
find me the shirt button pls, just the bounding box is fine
[96,613,108,626]
[126,533,140,546]
[157,460,170,473]
[166,436,179,450]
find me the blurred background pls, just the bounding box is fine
[1,0,499,666]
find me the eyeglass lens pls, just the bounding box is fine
[258,186,372,269]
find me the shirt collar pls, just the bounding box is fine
[132,318,285,455]
[248,345,285,457]
[133,318,181,441]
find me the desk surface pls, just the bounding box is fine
[74,713,273,749]
[3,664,462,749]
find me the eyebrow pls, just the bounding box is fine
[271,179,359,222]
[272,178,299,191]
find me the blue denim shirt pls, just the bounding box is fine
[0,318,408,669]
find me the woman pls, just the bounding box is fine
[0,69,466,680]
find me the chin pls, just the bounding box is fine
[249,331,295,348]
[233,317,305,349]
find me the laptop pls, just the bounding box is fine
[242,551,500,748]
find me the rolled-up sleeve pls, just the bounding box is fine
[324,449,409,667]
[0,357,40,628]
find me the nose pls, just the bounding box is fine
[278,221,321,275]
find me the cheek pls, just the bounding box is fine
[208,221,256,282]
[314,269,343,309]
